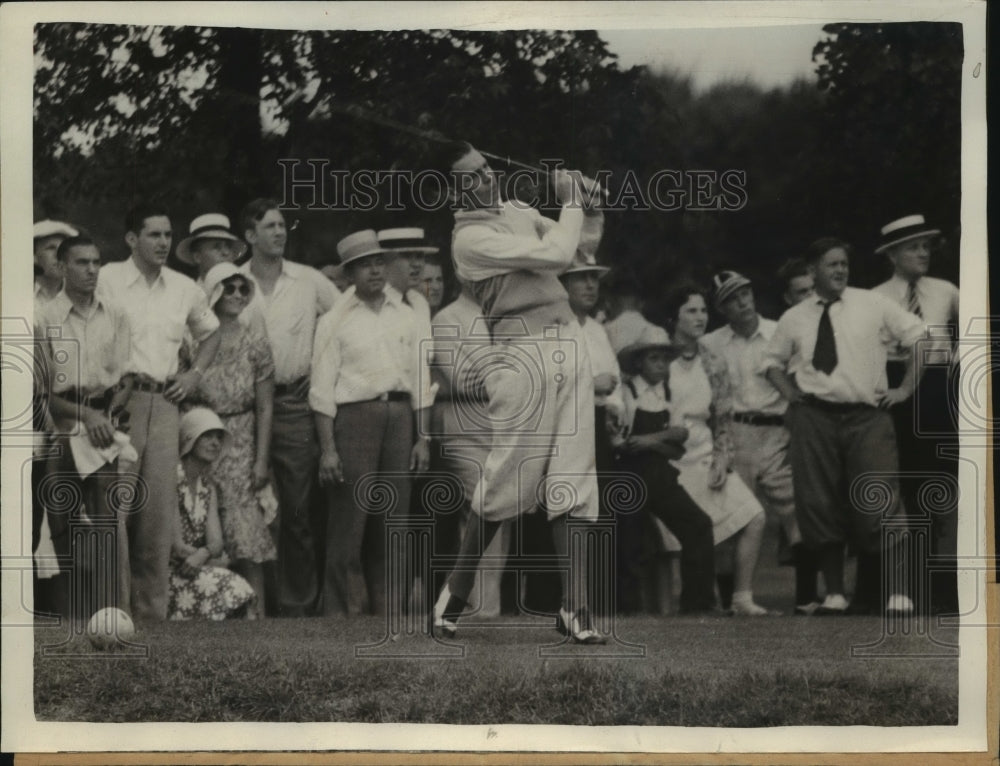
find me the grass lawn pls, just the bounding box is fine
[34,613,958,726]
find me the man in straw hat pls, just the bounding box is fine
[556,243,624,615]
[97,203,222,621]
[703,270,819,615]
[34,219,79,305]
[309,230,433,616]
[175,212,248,285]
[426,139,607,643]
[762,237,928,617]
[872,214,959,614]
[238,198,340,617]
[377,227,438,316]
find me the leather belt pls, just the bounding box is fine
[57,386,116,410]
[373,391,411,403]
[274,376,308,398]
[800,395,874,414]
[216,406,255,417]
[733,411,785,427]
[133,379,167,394]
[344,391,411,406]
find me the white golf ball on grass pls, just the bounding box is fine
[86,607,135,650]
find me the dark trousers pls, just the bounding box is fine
[888,362,959,613]
[321,400,413,616]
[787,401,905,553]
[618,453,716,613]
[45,436,121,621]
[269,395,321,616]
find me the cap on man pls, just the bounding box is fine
[34,219,79,305]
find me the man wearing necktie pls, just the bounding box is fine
[762,238,927,616]
[873,215,960,615]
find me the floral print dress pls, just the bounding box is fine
[189,324,277,563]
[168,465,256,620]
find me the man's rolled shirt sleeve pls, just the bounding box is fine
[760,315,796,375]
[308,313,340,420]
[881,294,928,350]
[411,310,436,411]
[186,283,220,342]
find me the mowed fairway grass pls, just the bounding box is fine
[34,612,958,726]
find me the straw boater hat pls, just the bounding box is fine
[33,220,78,241]
[617,324,677,376]
[376,227,439,255]
[710,270,752,308]
[176,213,248,264]
[203,262,255,309]
[561,249,611,278]
[874,214,940,254]
[337,229,393,266]
[179,407,232,459]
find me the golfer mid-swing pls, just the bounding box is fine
[430,141,606,643]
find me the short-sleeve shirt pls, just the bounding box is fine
[702,316,786,416]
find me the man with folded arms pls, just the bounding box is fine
[37,236,135,621]
[762,238,926,616]
[239,198,339,616]
[310,230,431,615]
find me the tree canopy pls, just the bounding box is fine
[33,22,963,311]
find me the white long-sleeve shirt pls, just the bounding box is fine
[308,288,432,419]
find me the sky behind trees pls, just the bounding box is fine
[601,26,823,89]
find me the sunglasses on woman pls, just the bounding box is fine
[222,280,251,297]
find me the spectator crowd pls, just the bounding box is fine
[29,146,960,641]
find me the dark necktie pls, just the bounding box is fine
[812,300,839,375]
[906,281,922,318]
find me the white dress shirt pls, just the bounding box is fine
[578,315,624,412]
[761,287,926,406]
[702,316,786,416]
[309,288,431,419]
[621,373,671,436]
[873,273,958,363]
[98,257,218,382]
[240,258,339,384]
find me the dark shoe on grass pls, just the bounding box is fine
[433,616,458,640]
[557,606,606,645]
